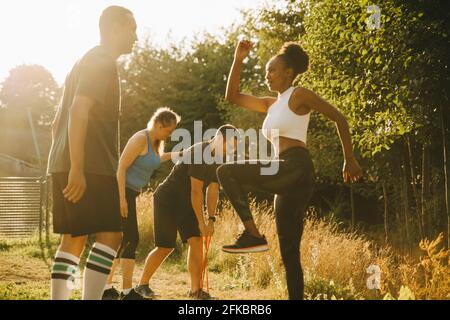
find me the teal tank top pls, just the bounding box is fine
[126,131,161,192]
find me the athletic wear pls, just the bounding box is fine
[189,289,213,300]
[102,287,120,300]
[217,147,315,300]
[222,231,269,253]
[48,46,121,177]
[135,284,155,298]
[153,142,220,248]
[120,288,148,300]
[48,45,122,301]
[262,86,310,153]
[83,243,117,300]
[157,142,220,201]
[153,189,201,248]
[51,251,80,300]
[122,288,132,295]
[117,188,140,259]
[126,131,161,192]
[116,132,161,260]
[52,173,122,236]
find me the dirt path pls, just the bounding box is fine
[0,247,276,300]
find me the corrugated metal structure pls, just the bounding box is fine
[0,177,47,238]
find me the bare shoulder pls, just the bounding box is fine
[292,86,315,100]
[292,86,330,108]
[128,130,148,147]
[291,86,316,113]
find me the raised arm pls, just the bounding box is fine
[294,87,363,183]
[225,40,275,113]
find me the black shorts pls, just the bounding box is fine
[153,188,201,248]
[52,173,122,237]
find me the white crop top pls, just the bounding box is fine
[262,87,310,154]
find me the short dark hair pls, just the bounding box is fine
[99,6,133,39]
[276,42,309,78]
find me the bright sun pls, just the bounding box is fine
[0,0,262,84]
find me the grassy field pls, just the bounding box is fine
[0,236,277,300]
[0,192,449,300]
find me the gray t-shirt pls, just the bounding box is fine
[47,46,121,176]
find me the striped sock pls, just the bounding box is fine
[51,251,80,300]
[82,243,117,300]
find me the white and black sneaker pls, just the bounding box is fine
[222,231,269,254]
[102,287,120,300]
[135,284,155,299]
[120,288,148,300]
[188,289,213,300]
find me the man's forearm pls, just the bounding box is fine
[206,189,218,217]
[191,191,205,226]
[207,200,217,217]
[68,108,89,170]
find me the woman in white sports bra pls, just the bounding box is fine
[217,40,363,300]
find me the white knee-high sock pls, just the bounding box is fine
[82,243,117,300]
[51,251,80,300]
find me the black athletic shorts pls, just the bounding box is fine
[52,173,122,237]
[153,187,201,248]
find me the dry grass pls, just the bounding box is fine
[135,191,450,300]
[0,191,448,300]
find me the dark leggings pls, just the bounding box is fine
[217,147,315,300]
[117,188,140,260]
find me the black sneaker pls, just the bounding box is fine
[135,284,155,299]
[102,287,120,300]
[188,289,213,300]
[222,231,269,253]
[120,288,148,300]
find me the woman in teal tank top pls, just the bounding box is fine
[103,107,180,300]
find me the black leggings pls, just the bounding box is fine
[217,147,315,300]
[117,188,140,260]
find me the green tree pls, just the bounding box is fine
[0,64,60,165]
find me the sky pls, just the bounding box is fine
[0,0,267,84]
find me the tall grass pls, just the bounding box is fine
[135,191,450,300]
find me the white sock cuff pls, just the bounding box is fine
[92,243,117,258]
[55,251,80,264]
[122,288,132,295]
